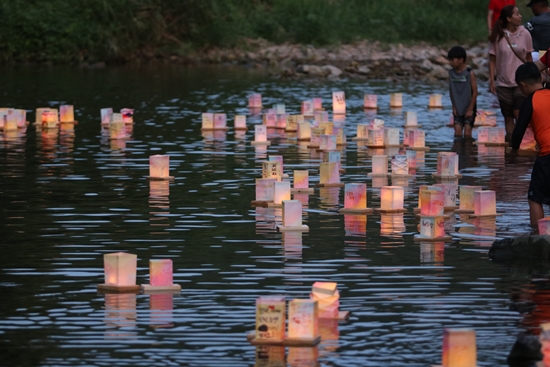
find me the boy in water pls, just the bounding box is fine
[510,62,550,228]
[448,46,478,138]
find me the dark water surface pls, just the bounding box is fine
[0,65,545,367]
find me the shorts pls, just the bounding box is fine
[496,86,525,118]
[453,114,475,127]
[528,154,550,205]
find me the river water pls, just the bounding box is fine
[0,65,545,367]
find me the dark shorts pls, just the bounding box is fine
[496,86,525,118]
[528,154,550,205]
[453,114,475,127]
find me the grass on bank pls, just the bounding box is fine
[0,0,532,63]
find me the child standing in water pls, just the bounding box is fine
[448,46,479,138]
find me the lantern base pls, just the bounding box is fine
[389,173,415,178]
[246,333,321,347]
[251,200,271,208]
[298,138,311,141]
[146,176,175,181]
[285,129,298,133]
[455,208,474,214]
[432,173,463,179]
[339,208,373,214]
[363,106,379,110]
[404,124,422,129]
[427,105,444,109]
[234,127,248,131]
[410,146,430,151]
[201,127,229,131]
[415,213,450,219]
[251,141,271,146]
[390,105,403,109]
[97,284,141,293]
[365,144,386,149]
[375,208,407,213]
[468,213,502,218]
[109,136,129,141]
[141,284,181,293]
[307,144,320,149]
[60,120,79,125]
[505,147,539,156]
[316,183,345,188]
[367,173,389,177]
[444,206,459,212]
[277,224,309,232]
[414,235,452,242]
[291,188,315,194]
[351,137,369,141]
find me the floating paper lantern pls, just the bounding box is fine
[255,296,286,342]
[429,93,443,108]
[434,183,458,210]
[141,259,181,292]
[420,189,444,216]
[262,161,282,181]
[279,200,309,232]
[369,155,388,176]
[354,124,369,141]
[262,113,276,128]
[276,114,288,130]
[109,121,126,140]
[341,183,371,213]
[367,128,385,147]
[418,215,446,238]
[121,108,133,123]
[252,125,270,145]
[477,127,489,143]
[101,108,113,124]
[42,110,58,128]
[385,128,400,147]
[36,108,50,124]
[390,93,403,108]
[309,127,324,148]
[406,150,417,168]
[312,98,323,111]
[391,155,409,175]
[319,162,341,186]
[234,115,247,130]
[301,100,314,116]
[287,115,302,132]
[59,105,75,123]
[323,151,342,172]
[213,113,227,130]
[202,113,214,130]
[255,178,277,202]
[405,111,418,127]
[380,186,405,212]
[4,112,17,132]
[98,252,139,292]
[293,170,311,191]
[539,217,550,235]
[436,152,459,177]
[319,134,337,151]
[272,181,291,205]
[473,190,497,217]
[297,122,311,141]
[310,282,339,319]
[364,94,377,109]
[441,329,477,367]
[319,121,333,135]
[488,127,505,144]
[288,299,319,342]
[409,129,427,149]
[148,155,173,180]
[456,186,482,213]
[332,91,345,115]
[335,128,345,146]
[248,93,262,108]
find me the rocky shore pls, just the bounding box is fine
[175,39,490,82]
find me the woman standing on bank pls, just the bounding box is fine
[489,5,533,141]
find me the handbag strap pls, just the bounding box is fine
[503,31,527,63]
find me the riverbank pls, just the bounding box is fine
[147,40,490,82]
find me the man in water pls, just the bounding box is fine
[526,0,550,51]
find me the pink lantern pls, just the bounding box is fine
[332,91,346,114]
[149,155,173,180]
[101,108,113,124]
[473,190,497,217]
[213,113,227,130]
[301,100,314,116]
[234,115,247,130]
[248,93,262,108]
[364,94,377,109]
[313,98,323,111]
[121,108,133,123]
[420,189,445,216]
[141,259,181,292]
[319,162,341,186]
[279,200,309,232]
[201,113,214,130]
[288,299,320,343]
[441,329,477,367]
[252,125,270,146]
[310,282,340,319]
[255,178,276,202]
[272,181,291,205]
[60,105,75,123]
[341,183,371,214]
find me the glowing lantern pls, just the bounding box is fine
[341,183,371,214]
[276,114,287,130]
[255,296,286,342]
[380,186,405,212]
[441,328,477,367]
[141,259,181,292]
[429,93,443,108]
[369,155,388,176]
[98,252,140,292]
[36,108,50,124]
[268,155,284,176]
[335,128,345,146]
[262,161,282,181]
[121,108,133,123]
[406,150,417,168]
[539,217,550,235]
[288,299,320,342]
[477,127,489,143]
[252,125,270,146]
[287,115,302,132]
[101,108,113,124]
[354,124,369,141]
[364,94,377,109]
[297,122,311,141]
[488,127,505,144]
[42,110,58,128]
[234,115,247,130]
[59,105,75,123]
[420,189,445,216]
[248,93,262,108]
[367,128,385,147]
[292,170,313,193]
[418,215,446,238]
[391,155,409,175]
[409,129,426,149]
[201,113,214,130]
[456,186,482,213]
[255,178,276,202]
[319,121,333,134]
[385,128,400,147]
[109,121,126,140]
[319,162,341,186]
[308,127,323,148]
[213,113,227,130]
[148,155,173,180]
[4,112,17,131]
[310,282,339,319]
[390,93,403,108]
[436,152,459,177]
[405,111,418,127]
[279,199,308,232]
[332,91,345,114]
[273,181,291,205]
[319,134,337,151]
[434,183,458,210]
[301,100,314,116]
[473,190,497,217]
[312,98,323,111]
